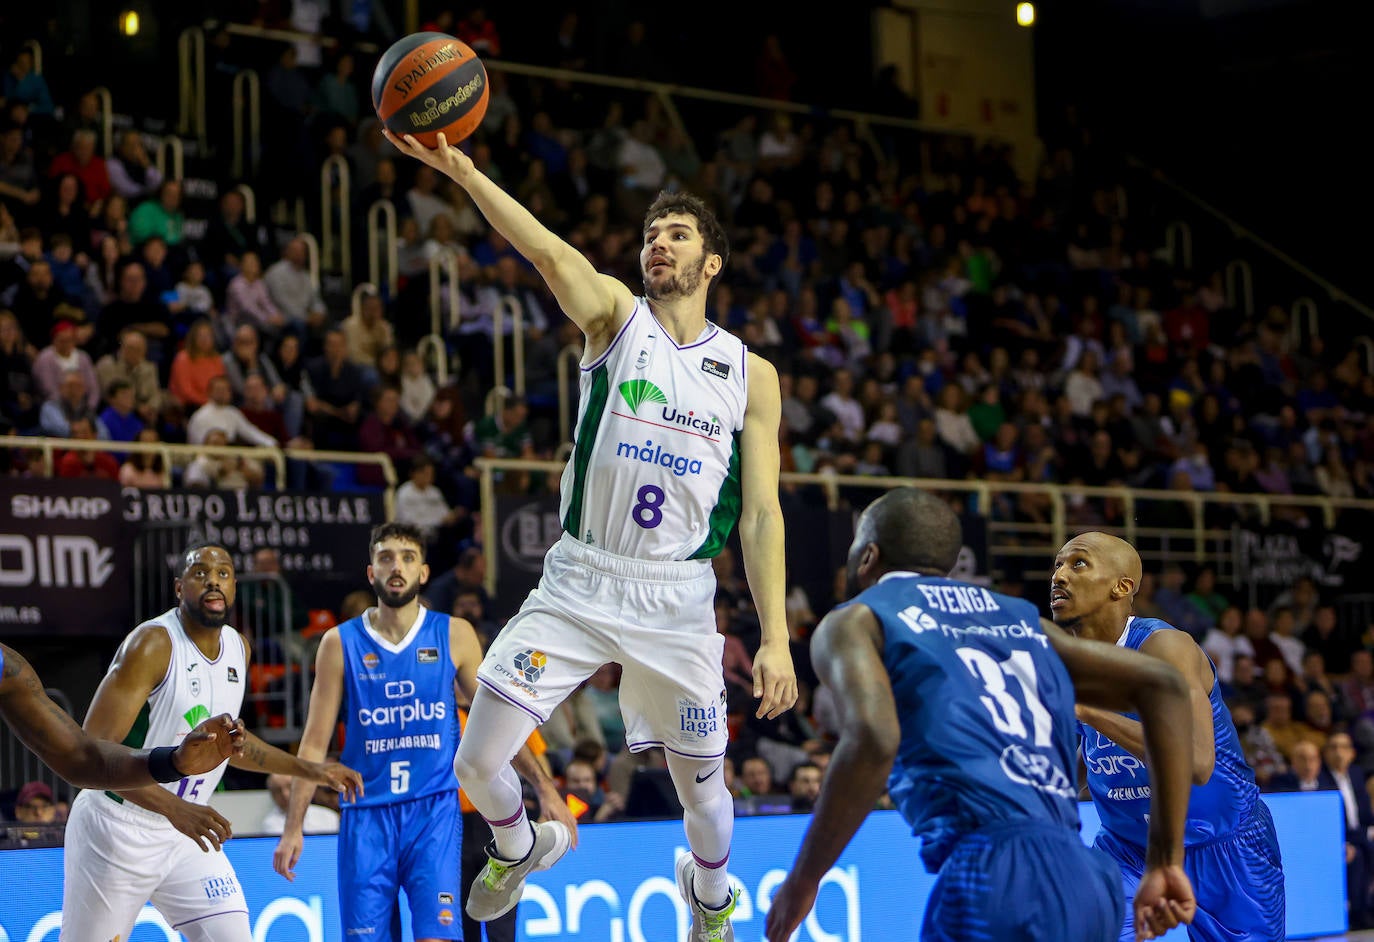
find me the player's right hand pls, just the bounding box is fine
[309,760,365,803]
[166,798,233,853]
[1133,864,1196,940]
[765,873,817,942]
[383,129,474,183]
[174,714,246,775]
[273,830,304,882]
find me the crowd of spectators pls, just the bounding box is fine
[6,6,1374,922]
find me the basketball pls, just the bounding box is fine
[371,32,489,149]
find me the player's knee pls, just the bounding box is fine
[673,771,730,812]
[453,740,501,784]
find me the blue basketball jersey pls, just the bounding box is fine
[853,573,1081,872]
[339,607,461,808]
[1081,616,1258,849]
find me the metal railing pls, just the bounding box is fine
[1134,157,1374,325]
[366,199,399,296]
[156,135,184,182]
[236,183,257,224]
[470,458,1374,596]
[321,155,352,286]
[231,69,261,179]
[428,248,461,336]
[416,333,449,385]
[233,573,312,743]
[0,438,398,519]
[492,297,526,399]
[556,344,584,444]
[1164,220,1193,270]
[22,38,42,75]
[1225,258,1253,319]
[298,231,321,295]
[177,27,208,152]
[91,86,113,158]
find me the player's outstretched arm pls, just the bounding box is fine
[385,129,635,347]
[275,628,347,881]
[1044,620,1197,938]
[765,605,899,942]
[0,643,242,789]
[738,353,797,720]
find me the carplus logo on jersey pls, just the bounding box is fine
[615,380,723,440]
[357,680,447,730]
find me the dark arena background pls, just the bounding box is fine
[0,0,1369,938]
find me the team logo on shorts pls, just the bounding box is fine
[514,649,547,683]
[201,874,240,901]
[438,909,454,926]
[362,652,381,669]
[438,892,454,905]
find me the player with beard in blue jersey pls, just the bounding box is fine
[767,488,1198,942]
[272,523,576,942]
[1052,532,1285,942]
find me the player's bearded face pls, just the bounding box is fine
[179,549,236,629]
[644,248,707,301]
[373,570,423,608]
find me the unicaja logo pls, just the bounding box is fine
[618,379,667,413]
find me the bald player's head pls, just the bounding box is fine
[845,487,963,597]
[1049,532,1143,629]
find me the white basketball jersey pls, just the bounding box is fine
[560,300,748,560]
[108,608,247,804]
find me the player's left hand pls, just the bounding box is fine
[311,760,365,803]
[1133,864,1196,940]
[765,873,817,942]
[174,714,246,775]
[753,640,798,720]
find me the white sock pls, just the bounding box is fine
[487,807,535,862]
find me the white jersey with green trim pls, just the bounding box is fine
[109,608,246,804]
[560,299,749,561]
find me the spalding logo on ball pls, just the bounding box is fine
[372,32,490,149]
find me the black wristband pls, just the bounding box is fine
[147,746,184,783]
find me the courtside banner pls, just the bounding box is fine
[122,489,385,612]
[0,794,1345,940]
[0,478,128,636]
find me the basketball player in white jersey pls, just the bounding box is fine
[389,129,797,942]
[1,642,245,788]
[61,541,365,942]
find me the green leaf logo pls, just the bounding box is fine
[618,379,667,413]
[184,704,211,729]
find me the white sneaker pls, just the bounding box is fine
[465,820,572,922]
[675,853,739,942]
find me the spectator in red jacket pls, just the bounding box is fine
[47,129,110,212]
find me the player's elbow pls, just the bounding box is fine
[848,716,900,765]
[1192,750,1215,786]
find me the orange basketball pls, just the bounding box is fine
[371,32,489,149]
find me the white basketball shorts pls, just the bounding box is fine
[60,788,248,942]
[478,533,729,758]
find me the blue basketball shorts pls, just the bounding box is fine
[339,791,463,941]
[1095,800,1285,942]
[923,818,1125,942]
